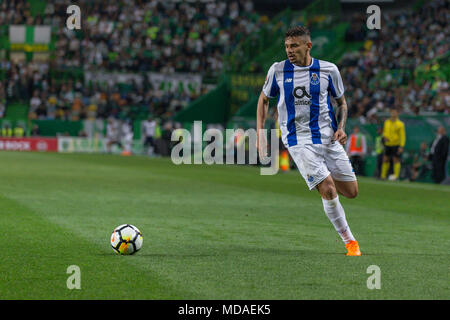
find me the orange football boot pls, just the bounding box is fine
[345,240,361,256]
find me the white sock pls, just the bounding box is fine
[322,195,356,244]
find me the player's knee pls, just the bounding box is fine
[326,188,336,199]
[346,183,359,199]
[346,188,358,199]
[318,180,337,199]
[337,181,358,199]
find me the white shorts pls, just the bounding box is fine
[288,142,357,190]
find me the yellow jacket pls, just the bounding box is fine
[383,118,406,147]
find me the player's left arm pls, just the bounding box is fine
[333,95,348,145]
[329,63,348,145]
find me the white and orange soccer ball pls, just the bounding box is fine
[110,224,143,255]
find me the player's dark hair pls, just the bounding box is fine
[285,26,310,38]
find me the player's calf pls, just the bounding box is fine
[318,177,360,255]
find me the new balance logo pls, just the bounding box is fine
[284,78,293,83]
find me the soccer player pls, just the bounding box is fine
[380,108,406,181]
[106,117,122,153]
[121,120,134,156]
[256,26,361,256]
[142,116,157,156]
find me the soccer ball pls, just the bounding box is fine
[110,224,143,255]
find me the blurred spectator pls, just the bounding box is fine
[78,130,88,137]
[29,90,42,118]
[345,13,366,42]
[1,123,12,137]
[121,120,134,156]
[162,121,176,157]
[31,124,40,136]
[142,116,157,156]
[0,83,5,118]
[346,125,367,175]
[429,126,449,184]
[0,0,34,25]
[105,117,122,153]
[410,142,431,182]
[13,124,24,137]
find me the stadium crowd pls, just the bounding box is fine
[340,0,449,123]
[2,0,447,124]
[0,0,262,121]
[48,0,258,75]
[0,0,448,173]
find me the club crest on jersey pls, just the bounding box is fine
[310,73,320,86]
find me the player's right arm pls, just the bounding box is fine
[256,91,270,157]
[257,63,279,158]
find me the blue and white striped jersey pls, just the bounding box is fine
[262,57,344,147]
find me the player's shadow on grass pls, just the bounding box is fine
[115,246,349,258]
[98,252,216,258]
[100,243,375,257]
[139,253,218,258]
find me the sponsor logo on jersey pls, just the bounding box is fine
[293,86,311,106]
[295,100,311,106]
[293,86,311,99]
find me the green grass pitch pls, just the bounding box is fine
[0,151,448,299]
